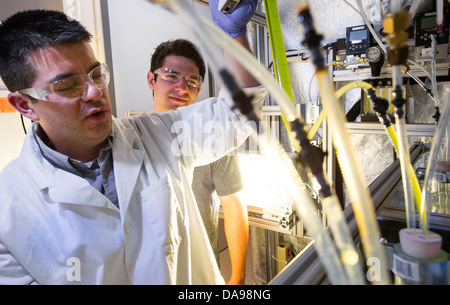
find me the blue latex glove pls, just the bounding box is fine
[209,0,258,38]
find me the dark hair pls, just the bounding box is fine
[0,9,92,92]
[150,39,205,80]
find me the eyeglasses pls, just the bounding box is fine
[18,63,110,102]
[153,67,203,88]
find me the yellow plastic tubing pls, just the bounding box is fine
[385,124,422,215]
[392,66,417,230]
[315,70,390,285]
[307,82,374,140]
[308,82,422,211]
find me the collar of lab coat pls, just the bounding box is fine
[18,120,144,209]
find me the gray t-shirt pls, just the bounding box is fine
[191,150,243,264]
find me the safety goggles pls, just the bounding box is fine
[18,63,110,102]
[153,67,203,88]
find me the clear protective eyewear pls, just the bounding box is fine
[18,63,110,102]
[153,67,203,88]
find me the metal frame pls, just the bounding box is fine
[333,62,449,82]
[219,205,298,234]
[270,144,424,285]
[345,122,436,137]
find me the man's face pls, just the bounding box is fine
[148,55,202,112]
[26,41,112,157]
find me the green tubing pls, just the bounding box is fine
[264,0,295,138]
[264,0,295,104]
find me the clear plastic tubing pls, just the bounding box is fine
[200,16,370,284]
[436,0,444,32]
[203,14,364,282]
[391,0,402,13]
[356,0,387,54]
[421,102,450,234]
[198,15,299,122]
[407,59,432,80]
[431,35,439,108]
[407,70,435,103]
[408,0,423,21]
[390,0,417,230]
[315,70,390,285]
[322,195,366,284]
[393,65,416,229]
[163,0,350,284]
[384,124,422,208]
[308,82,375,140]
[331,82,421,209]
[257,139,350,285]
[297,0,389,284]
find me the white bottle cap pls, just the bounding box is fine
[399,228,442,260]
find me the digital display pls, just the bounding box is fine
[350,30,368,42]
[415,8,448,47]
[421,16,437,30]
[346,24,372,55]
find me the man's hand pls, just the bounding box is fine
[209,0,259,38]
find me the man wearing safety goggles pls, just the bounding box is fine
[146,0,262,286]
[147,35,260,285]
[0,0,263,285]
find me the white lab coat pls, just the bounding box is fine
[0,88,264,284]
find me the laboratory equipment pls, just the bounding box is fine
[219,0,241,14]
[389,242,448,284]
[276,241,294,273]
[346,24,373,56]
[144,0,450,284]
[422,101,450,234]
[365,46,385,77]
[295,0,390,284]
[414,8,449,62]
[384,7,417,232]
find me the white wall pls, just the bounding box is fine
[0,0,63,18]
[105,0,215,117]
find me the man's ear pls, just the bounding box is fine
[147,71,156,90]
[7,93,39,121]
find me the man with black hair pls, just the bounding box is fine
[0,3,263,285]
[147,0,261,285]
[148,38,251,285]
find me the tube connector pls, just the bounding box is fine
[383,10,409,66]
[391,85,406,118]
[297,8,325,70]
[290,119,331,199]
[367,88,392,127]
[367,89,388,114]
[219,69,259,127]
[432,106,440,123]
